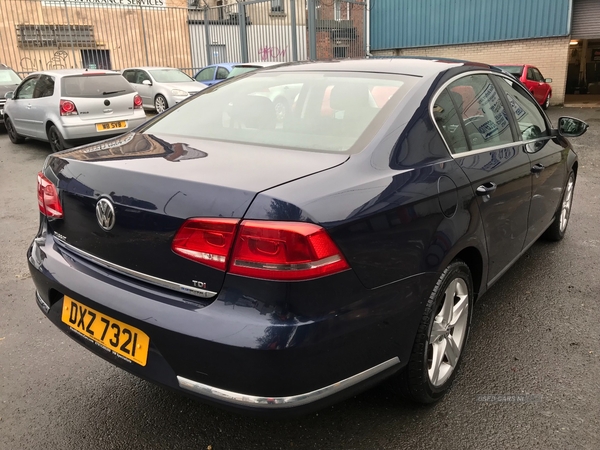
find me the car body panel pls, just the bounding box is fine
[28,58,579,414]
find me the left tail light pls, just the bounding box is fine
[60,99,78,116]
[133,94,143,109]
[37,172,63,219]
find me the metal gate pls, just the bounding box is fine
[0,0,366,77]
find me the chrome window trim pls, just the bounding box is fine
[429,70,551,159]
[177,356,400,409]
[54,237,218,299]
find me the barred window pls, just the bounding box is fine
[16,25,95,48]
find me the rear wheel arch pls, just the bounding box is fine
[571,160,578,178]
[450,247,484,301]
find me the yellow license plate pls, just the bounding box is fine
[96,121,127,132]
[61,296,149,366]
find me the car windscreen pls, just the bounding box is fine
[498,66,523,78]
[227,66,260,78]
[142,72,418,153]
[0,69,22,85]
[148,69,193,83]
[61,74,135,98]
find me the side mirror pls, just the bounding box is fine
[545,78,553,83]
[557,116,588,138]
[4,91,14,100]
[142,80,152,86]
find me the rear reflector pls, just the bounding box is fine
[172,218,239,271]
[172,219,349,281]
[37,172,63,218]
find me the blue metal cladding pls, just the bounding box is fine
[371,0,571,50]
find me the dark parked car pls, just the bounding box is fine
[28,59,587,415]
[0,63,22,125]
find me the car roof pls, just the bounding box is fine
[123,67,184,71]
[234,62,287,68]
[28,69,120,78]
[258,58,486,78]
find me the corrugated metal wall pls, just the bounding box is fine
[371,0,571,50]
[572,0,600,38]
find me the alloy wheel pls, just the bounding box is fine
[560,174,575,233]
[428,278,469,387]
[155,96,167,113]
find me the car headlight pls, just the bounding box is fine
[171,89,188,96]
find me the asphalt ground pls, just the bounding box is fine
[1,107,599,450]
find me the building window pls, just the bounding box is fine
[333,46,347,58]
[271,0,284,13]
[16,24,95,48]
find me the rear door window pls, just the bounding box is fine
[122,70,136,83]
[216,67,229,80]
[33,75,55,98]
[62,74,135,98]
[433,89,469,154]
[447,74,515,151]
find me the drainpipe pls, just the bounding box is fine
[366,0,371,56]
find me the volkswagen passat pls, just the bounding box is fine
[28,59,588,415]
[4,69,147,153]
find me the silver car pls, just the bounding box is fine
[122,67,207,113]
[3,69,147,152]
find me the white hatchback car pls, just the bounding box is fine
[121,67,207,113]
[4,69,147,152]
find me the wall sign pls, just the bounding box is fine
[593,49,600,62]
[42,0,167,8]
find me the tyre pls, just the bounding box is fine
[154,94,168,114]
[543,171,575,241]
[397,260,473,404]
[273,97,288,121]
[5,116,25,144]
[542,94,551,110]
[47,124,66,153]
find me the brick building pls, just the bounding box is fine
[369,0,600,106]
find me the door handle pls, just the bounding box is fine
[476,182,497,196]
[26,104,32,109]
[531,163,545,173]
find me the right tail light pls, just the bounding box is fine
[171,219,349,281]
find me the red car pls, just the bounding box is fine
[495,64,552,109]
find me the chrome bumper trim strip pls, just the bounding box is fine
[177,357,400,409]
[54,237,218,299]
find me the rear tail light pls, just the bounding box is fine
[171,219,349,281]
[60,99,78,116]
[172,218,239,270]
[230,221,350,280]
[37,172,63,219]
[133,94,143,109]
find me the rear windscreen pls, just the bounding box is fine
[61,74,134,98]
[498,66,523,78]
[143,71,418,154]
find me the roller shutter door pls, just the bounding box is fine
[572,0,600,38]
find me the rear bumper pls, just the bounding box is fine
[59,114,147,141]
[28,229,433,415]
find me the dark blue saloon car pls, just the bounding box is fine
[28,59,588,415]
